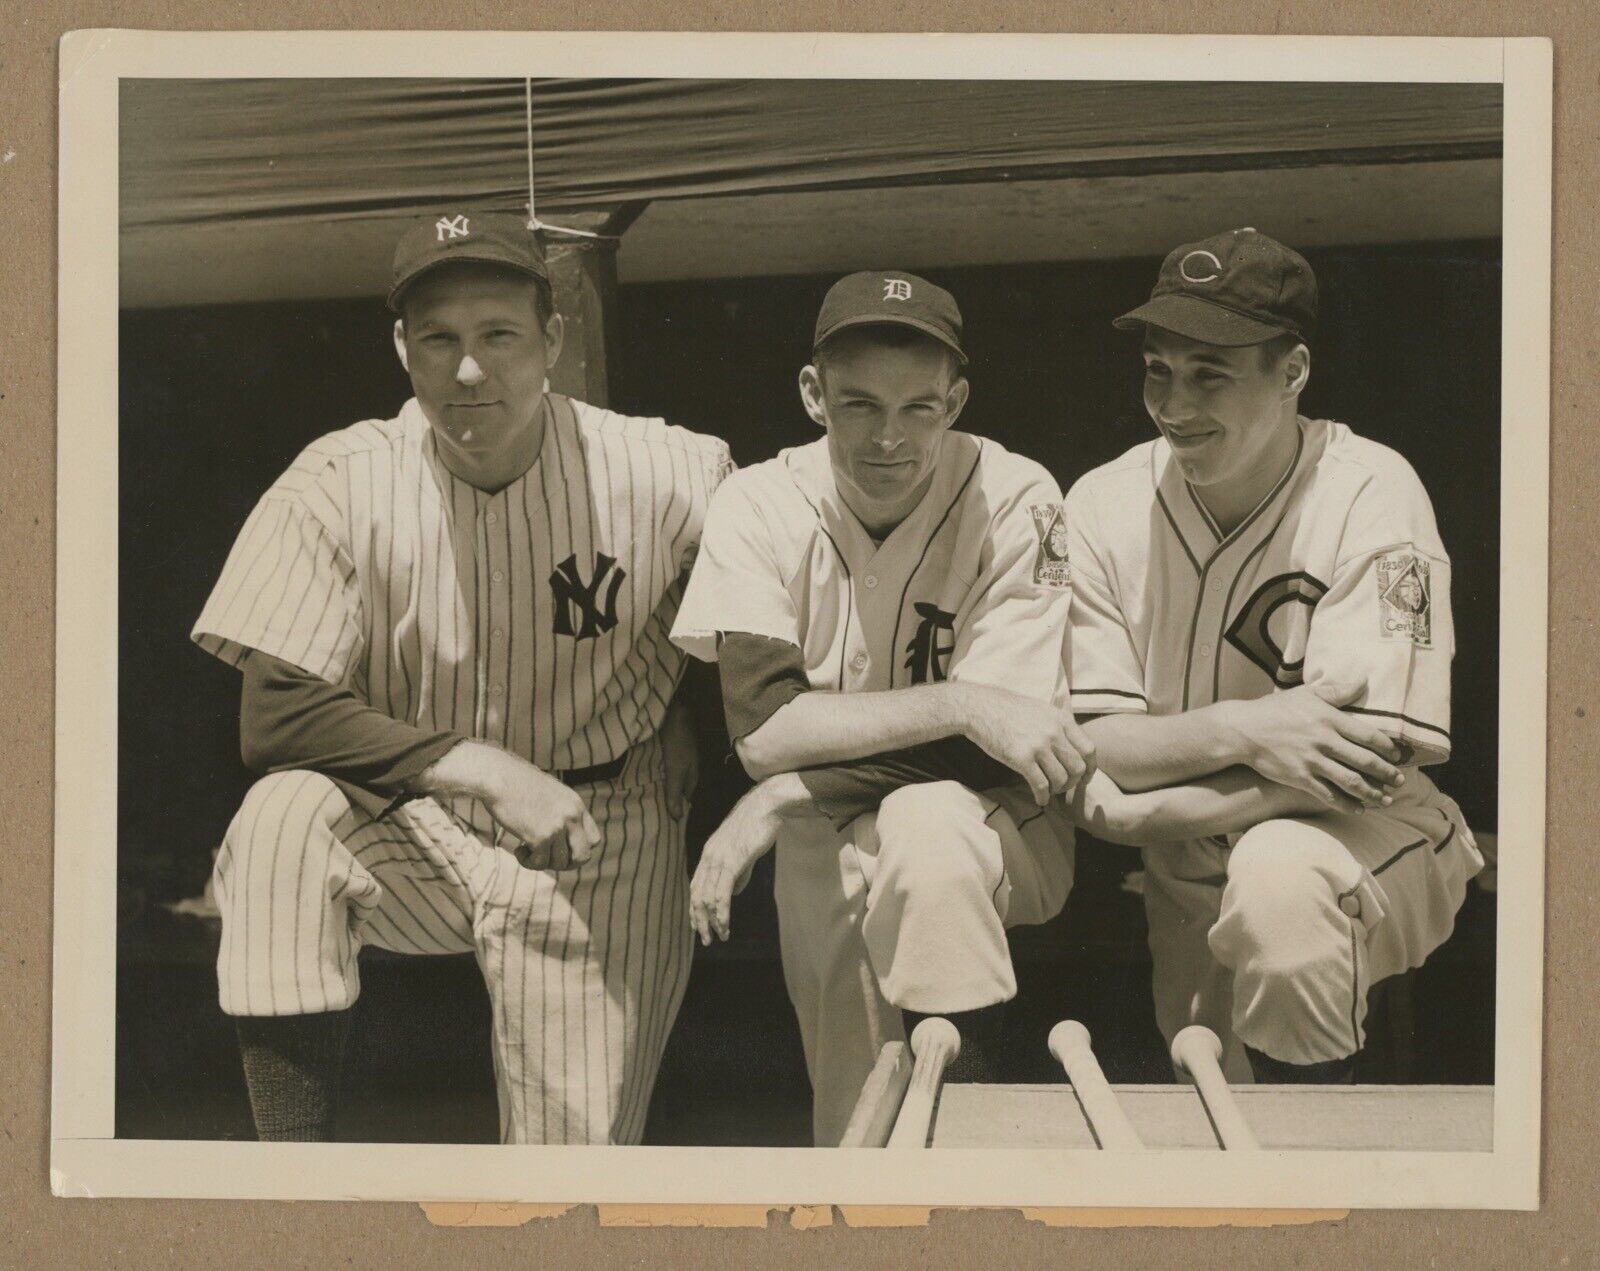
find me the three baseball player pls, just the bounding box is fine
[197,215,1478,1144]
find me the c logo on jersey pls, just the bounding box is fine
[903,602,956,684]
[550,553,626,639]
[1223,571,1328,686]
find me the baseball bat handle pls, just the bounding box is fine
[887,1018,961,1149]
[1171,1025,1260,1151]
[1047,1020,1145,1151]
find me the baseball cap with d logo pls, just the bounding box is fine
[388,211,551,312]
[1114,227,1317,347]
[813,270,968,366]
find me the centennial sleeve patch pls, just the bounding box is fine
[1376,550,1432,646]
[1029,502,1071,589]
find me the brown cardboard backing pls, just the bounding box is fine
[5,3,1594,1263]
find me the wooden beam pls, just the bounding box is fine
[540,203,646,408]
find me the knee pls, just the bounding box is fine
[1213,823,1347,979]
[222,770,350,867]
[874,783,994,895]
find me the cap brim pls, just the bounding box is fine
[388,252,550,312]
[1112,293,1291,346]
[813,314,969,366]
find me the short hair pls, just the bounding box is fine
[1257,331,1308,370]
[398,260,555,328]
[812,323,963,384]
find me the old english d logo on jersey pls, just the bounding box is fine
[903,602,956,683]
[550,552,626,639]
[1223,571,1329,686]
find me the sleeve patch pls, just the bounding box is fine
[1376,550,1433,647]
[1029,502,1072,589]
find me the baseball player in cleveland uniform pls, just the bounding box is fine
[1064,228,1482,1082]
[670,271,1092,1144]
[192,211,731,1143]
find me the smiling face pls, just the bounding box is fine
[1141,326,1309,505]
[394,262,563,490]
[799,326,968,536]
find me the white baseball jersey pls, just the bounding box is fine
[194,391,731,1144]
[195,392,732,834]
[1067,415,1452,767]
[672,430,1073,709]
[1067,415,1481,1070]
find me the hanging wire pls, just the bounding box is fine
[524,77,604,240]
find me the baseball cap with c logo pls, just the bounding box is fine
[1114,227,1317,347]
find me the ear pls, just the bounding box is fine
[798,364,827,429]
[392,319,409,373]
[543,312,566,370]
[943,375,971,429]
[1283,343,1311,397]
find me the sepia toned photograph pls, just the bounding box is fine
[54,31,1548,1207]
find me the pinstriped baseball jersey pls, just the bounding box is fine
[672,430,1073,711]
[1067,416,1453,768]
[194,391,732,832]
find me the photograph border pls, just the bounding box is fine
[53,28,1550,1208]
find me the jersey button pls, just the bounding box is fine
[1339,894,1362,918]
[851,653,868,670]
[864,575,879,589]
[1210,577,1224,592]
[491,628,504,641]
[491,682,504,696]
[1199,643,1213,657]
[485,511,499,526]
[492,569,504,583]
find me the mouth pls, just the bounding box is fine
[448,400,502,411]
[1165,427,1219,450]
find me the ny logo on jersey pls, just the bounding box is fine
[1223,571,1328,687]
[550,553,626,639]
[883,278,913,301]
[436,214,470,241]
[903,602,956,684]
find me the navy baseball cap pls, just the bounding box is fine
[814,270,968,366]
[388,211,550,312]
[1115,228,1317,346]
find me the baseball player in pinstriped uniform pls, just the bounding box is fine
[1064,229,1483,1082]
[671,272,1093,1145]
[192,212,731,1143]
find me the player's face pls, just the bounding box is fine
[396,266,564,483]
[800,335,968,531]
[1141,327,1307,495]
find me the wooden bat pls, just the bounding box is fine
[1171,1025,1260,1150]
[1047,1020,1145,1150]
[840,1040,913,1148]
[886,1018,961,1148]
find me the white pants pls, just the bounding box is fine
[774,781,1075,1145]
[212,758,689,1145]
[1142,777,1481,1078]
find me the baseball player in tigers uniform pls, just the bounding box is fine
[1066,228,1482,1081]
[670,271,1092,1144]
[192,211,731,1143]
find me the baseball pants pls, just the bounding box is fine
[1141,787,1482,1078]
[212,749,689,1146]
[774,780,1075,1146]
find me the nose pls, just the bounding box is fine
[455,354,487,387]
[1152,380,1197,427]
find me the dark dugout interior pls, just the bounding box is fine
[117,241,1500,1142]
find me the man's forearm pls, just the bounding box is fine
[1080,701,1257,792]
[1072,767,1323,846]
[736,682,978,779]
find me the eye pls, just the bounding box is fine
[421,332,455,346]
[1144,361,1170,377]
[1194,369,1228,385]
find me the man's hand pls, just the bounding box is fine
[659,693,700,819]
[1234,677,1406,812]
[957,684,1097,806]
[688,774,807,946]
[419,741,601,870]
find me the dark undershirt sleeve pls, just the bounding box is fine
[716,631,1017,824]
[797,738,1018,826]
[239,651,467,798]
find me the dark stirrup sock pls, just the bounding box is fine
[902,1004,1006,1084]
[235,1011,354,1141]
[1244,1044,1357,1085]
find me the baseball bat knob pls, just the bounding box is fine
[910,1016,961,1063]
[1047,1019,1092,1064]
[1171,1024,1224,1076]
